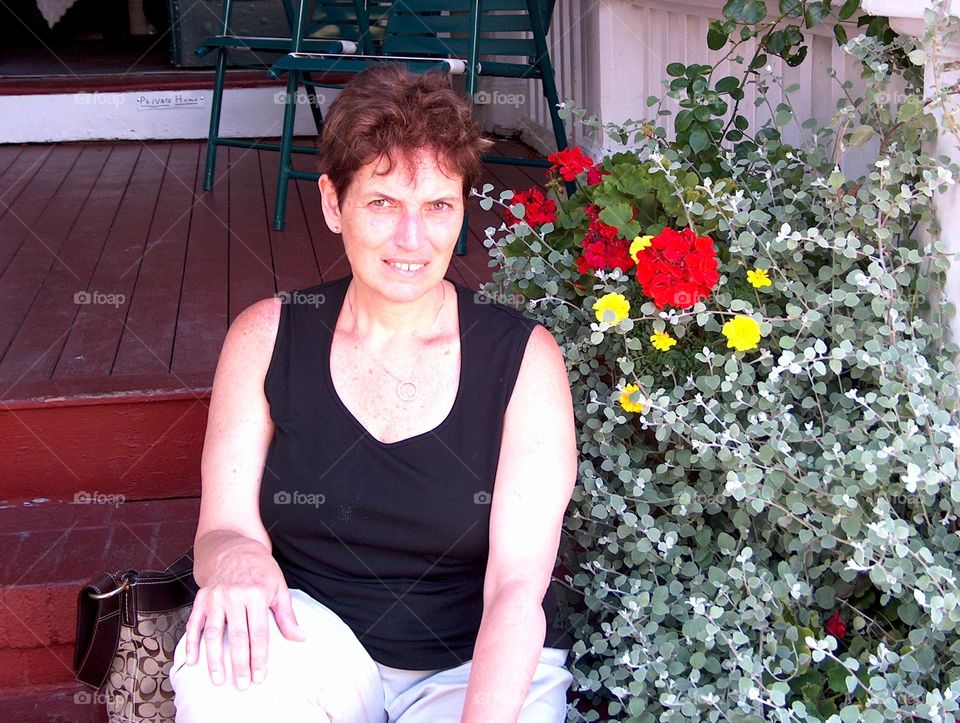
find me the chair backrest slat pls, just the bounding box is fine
[292,0,385,52]
[310,7,359,24]
[384,36,537,58]
[393,0,533,11]
[381,0,549,60]
[388,12,533,35]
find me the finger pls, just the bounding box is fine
[202,606,226,686]
[246,600,270,685]
[226,600,252,691]
[184,598,207,666]
[272,588,307,642]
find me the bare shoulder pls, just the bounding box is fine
[507,322,571,421]
[524,323,563,359]
[219,297,283,370]
[517,323,568,387]
[231,296,283,342]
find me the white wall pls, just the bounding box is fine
[486,0,893,172]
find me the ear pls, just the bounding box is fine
[317,175,343,233]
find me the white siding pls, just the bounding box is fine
[481,0,897,173]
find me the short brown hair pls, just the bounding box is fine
[317,64,493,202]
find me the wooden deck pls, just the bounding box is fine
[0,137,548,502]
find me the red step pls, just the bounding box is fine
[0,497,199,694]
[0,380,209,505]
[0,682,107,722]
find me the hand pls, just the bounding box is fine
[183,543,306,689]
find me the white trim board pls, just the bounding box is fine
[0,85,330,144]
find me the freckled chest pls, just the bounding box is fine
[328,310,461,445]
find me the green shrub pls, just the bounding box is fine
[477,3,960,720]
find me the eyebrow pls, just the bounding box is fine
[364,190,459,204]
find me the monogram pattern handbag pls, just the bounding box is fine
[73,551,197,723]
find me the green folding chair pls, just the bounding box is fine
[196,0,385,191]
[267,0,569,255]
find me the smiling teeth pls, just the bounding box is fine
[390,262,424,271]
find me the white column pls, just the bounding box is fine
[862,0,960,343]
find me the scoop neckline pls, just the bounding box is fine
[322,275,466,448]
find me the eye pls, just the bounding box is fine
[370,198,390,208]
[431,201,451,211]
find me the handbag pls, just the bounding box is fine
[73,550,198,723]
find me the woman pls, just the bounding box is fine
[170,65,577,722]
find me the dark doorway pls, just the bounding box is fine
[0,0,173,79]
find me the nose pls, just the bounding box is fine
[393,206,424,250]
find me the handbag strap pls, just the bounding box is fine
[74,571,125,690]
[128,550,198,621]
[73,549,198,690]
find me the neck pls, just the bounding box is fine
[345,278,447,342]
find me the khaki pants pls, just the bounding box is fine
[170,588,573,722]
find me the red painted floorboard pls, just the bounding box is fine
[0,137,539,504]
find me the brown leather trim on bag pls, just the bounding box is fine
[74,573,124,690]
[131,555,198,616]
[73,550,198,691]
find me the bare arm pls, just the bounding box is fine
[462,324,577,723]
[191,297,277,584]
[183,297,306,690]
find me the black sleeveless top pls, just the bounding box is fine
[259,274,572,669]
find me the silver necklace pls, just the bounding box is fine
[345,283,446,402]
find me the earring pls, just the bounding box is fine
[332,226,341,233]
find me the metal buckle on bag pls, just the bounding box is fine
[87,576,130,600]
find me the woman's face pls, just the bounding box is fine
[318,148,464,304]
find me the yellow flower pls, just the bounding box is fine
[593,293,630,325]
[747,268,772,288]
[650,331,677,351]
[630,235,653,263]
[620,383,644,413]
[722,315,762,352]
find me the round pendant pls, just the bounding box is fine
[396,380,418,402]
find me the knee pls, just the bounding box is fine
[285,590,386,721]
[169,613,317,721]
[170,591,386,723]
[517,651,573,723]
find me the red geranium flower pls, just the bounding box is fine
[548,146,596,182]
[633,227,719,309]
[585,166,609,186]
[506,187,557,228]
[575,205,635,274]
[825,609,847,640]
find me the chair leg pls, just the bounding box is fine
[302,73,325,136]
[525,0,575,196]
[274,70,300,231]
[455,211,468,256]
[203,47,229,191]
[540,73,568,156]
[538,65,576,198]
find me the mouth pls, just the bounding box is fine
[384,259,428,274]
